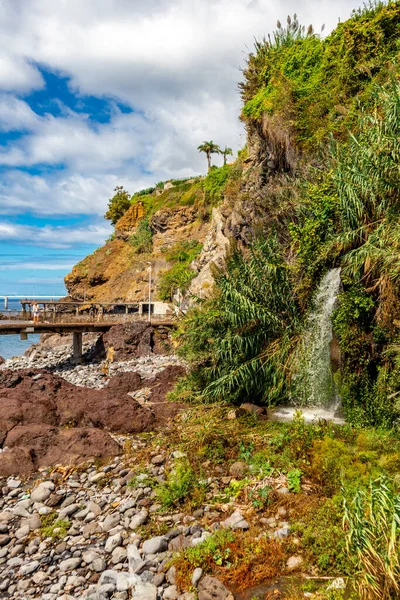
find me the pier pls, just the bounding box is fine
[0,299,175,364]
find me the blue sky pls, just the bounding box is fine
[0,0,362,296]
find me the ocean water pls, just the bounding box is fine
[0,297,45,359]
[0,335,40,360]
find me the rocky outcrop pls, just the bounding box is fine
[0,369,154,441]
[189,208,230,298]
[151,206,197,234]
[0,362,185,476]
[93,322,172,360]
[115,201,146,237]
[64,183,209,303]
[0,426,121,476]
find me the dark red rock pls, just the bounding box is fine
[0,360,185,475]
[0,448,35,477]
[0,357,4,366]
[147,365,186,403]
[0,369,154,442]
[93,322,154,360]
[5,424,121,467]
[107,371,142,394]
[93,322,171,360]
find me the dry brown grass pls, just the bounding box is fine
[219,532,285,591]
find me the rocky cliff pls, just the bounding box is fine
[65,180,211,303]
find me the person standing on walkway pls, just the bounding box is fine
[32,302,40,324]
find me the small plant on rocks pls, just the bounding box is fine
[156,459,197,507]
[287,468,302,493]
[40,513,71,540]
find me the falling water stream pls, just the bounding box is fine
[270,268,344,424]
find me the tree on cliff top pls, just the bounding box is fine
[198,141,221,171]
[221,146,233,165]
[105,186,131,225]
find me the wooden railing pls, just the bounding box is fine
[4,311,175,324]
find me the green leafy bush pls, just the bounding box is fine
[174,236,301,405]
[128,218,153,253]
[203,164,232,204]
[287,468,302,493]
[157,241,202,302]
[40,513,71,540]
[156,460,197,507]
[105,186,131,225]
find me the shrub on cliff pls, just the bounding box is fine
[175,236,300,405]
[105,185,132,225]
[241,2,400,153]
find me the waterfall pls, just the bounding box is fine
[297,267,341,407]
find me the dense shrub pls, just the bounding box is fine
[128,218,153,253]
[105,186,131,225]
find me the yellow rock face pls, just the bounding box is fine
[115,201,146,235]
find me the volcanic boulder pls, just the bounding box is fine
[93,322,171,360]
[0,425,121,476]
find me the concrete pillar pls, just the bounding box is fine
[20,331,28,341]
[72,332,83,365]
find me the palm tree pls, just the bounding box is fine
[221,146,233,165]
[197,141,221,172]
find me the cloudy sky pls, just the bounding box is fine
[0,0,362,296]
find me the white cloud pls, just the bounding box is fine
[0,55,44,93]
[0,0,363,221]
[0,220,111,248]
[0,94,38,131]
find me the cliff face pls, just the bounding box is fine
[67,5,400,306]
[65,180,210,302]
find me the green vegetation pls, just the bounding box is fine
[156,459,198,508]
[241,3,400,152]
[203,164,232,205]
[105,185,131,225]
[343,477,400,599]
[292,495,352,575]
[40,513,70,540]
[158,241,202,302]
[128,217,153,253]
[174,236,300,404]
[287,468,302,493]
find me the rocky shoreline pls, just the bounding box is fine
[0,324,345,599]
[0,431,305,600]
[0,324,186,477]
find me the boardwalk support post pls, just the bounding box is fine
[72,331,83,365]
